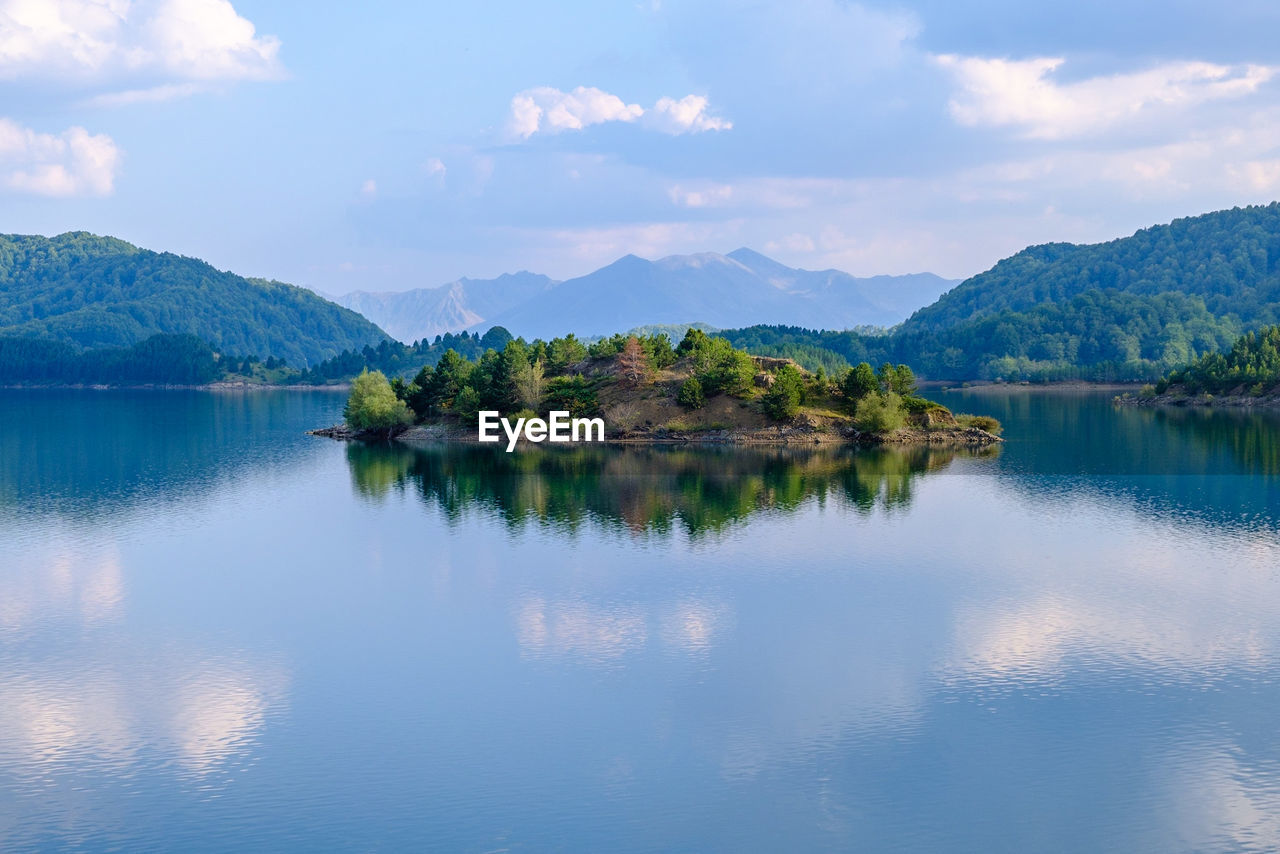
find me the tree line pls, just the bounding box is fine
[0,334,223,385]
[1154,325,1280,396]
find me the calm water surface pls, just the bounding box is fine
[1,388,1278,852]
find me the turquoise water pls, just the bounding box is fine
[1,388,1278,852]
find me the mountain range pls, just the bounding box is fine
[8,202,1279,385]
[335,249,958,342]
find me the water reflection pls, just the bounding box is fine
[0,530,289,844]
[0,388,343,519]
[0,542,124,633]
[929,387,1280,477]
[0,655,288,778]
[516,596,649,664]
[344,442,994,536]
[3,389,1280,851]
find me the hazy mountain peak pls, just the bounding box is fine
[654,251,738,269]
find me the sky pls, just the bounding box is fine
[3,0,1280,294]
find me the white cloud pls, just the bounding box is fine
[424,156,446,178]
[0,0,282,95]
[647,94,733,134]
[507,86,643,139]
[667,181,733,207]
[0,118,121,196]
[506,85,729,139]
[359,178,376,198]
[936,55,1276,139]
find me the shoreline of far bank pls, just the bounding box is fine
[1114,390,1280,409]
[2,379,1142,395]
[927,380,1142,394]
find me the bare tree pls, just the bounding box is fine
[617,336,648,386]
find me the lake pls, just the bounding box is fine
[1,387,1278,852]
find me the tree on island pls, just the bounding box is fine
[516,357,547,408]
[841,362,878,406]
[617,336,649,386]
[344,370,412,436]
[763,363,805,420]
[677,376,704,409]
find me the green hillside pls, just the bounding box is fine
[907,204,1280,331]
[0,232,388,367]
[1153,325,1280,396]
[724,204,1280,381]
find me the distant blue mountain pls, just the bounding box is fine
[472,249,958,340]
[338,249,956,342]
[336,272,556,343]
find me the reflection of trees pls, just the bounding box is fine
[344,442,989,537]
[931,389,1280,477]
[1152,406,1280,476]
[930,390,1280,533]
[0,389,344,517]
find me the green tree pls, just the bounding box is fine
[478,326,514,352]
[888,364,917,396]
[426,349,472,412]
[842,362,878,404]
[694,338,755,396]
[515,357,546,409]
[676,327,710,356]
[643,333,676,370]
[452,385,482,421]
[544,375,599,417]
[677,375,705,409]
[475,339,527,412]
[547,334,588,373]
[762,364,804,420]
[344,370,413,435]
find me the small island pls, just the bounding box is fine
[313,328,1002,447]
[1117,325,1280,408]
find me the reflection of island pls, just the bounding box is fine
[345,443,996,536]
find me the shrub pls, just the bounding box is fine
[900,395,946,414]
[853,392,906,433]
[677,376,705,409]
[955,414,1003,435]
[344,370,413,434]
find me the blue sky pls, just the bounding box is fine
[3,0,1280,293]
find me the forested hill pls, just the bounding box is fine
[906,204,1280,332]
[721,204,1280,382]
[0,232,388,366]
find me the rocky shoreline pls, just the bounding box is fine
[309,421,1002,447]
[1115,390,1280,409]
